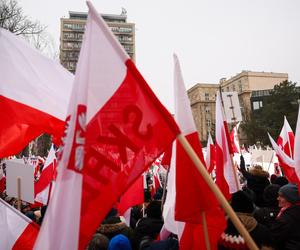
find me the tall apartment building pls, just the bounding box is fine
[60,10,135,73]
[188,71,288,143]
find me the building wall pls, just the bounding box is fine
[188,71,288,143]
[60,11,135,73]
[188,84,219,143]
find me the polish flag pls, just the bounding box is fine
[34,2,179,250]
[269,107,300,183]
[276,117,298,183]
[215,92,240,200]
[0,28,73,158]
[230,122,241,154]
[163,55,225,250]
[34,145,57,205]
[205,133,216,174]
[0,198,39,250]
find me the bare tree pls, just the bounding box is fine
[0,0,45,35]
[1,0,58,157]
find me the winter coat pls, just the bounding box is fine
[271,204,300,250]
[254,206,280,228]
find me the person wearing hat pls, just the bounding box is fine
[271,183,300,250]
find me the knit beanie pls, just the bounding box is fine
[108,234,132,250]
[279,183,300,204]
[231,191,254,213]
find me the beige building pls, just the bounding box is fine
[188,71,288,143]
[60,11,135,73]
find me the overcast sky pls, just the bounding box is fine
[18,0,300,112]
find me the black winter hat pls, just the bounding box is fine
[279,183,300,204]
[263,184,280,206]
[231,190,254,213]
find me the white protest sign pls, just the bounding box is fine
[222,92,242,123]
[6,160,34,203]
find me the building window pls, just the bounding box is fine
[206,119,211,127]
[232,85,236,91]
[205,106,210,113]
[205,93,209,101]
[239,84,242,93]
[253,101,263,110]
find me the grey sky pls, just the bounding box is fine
[17,0,300,112]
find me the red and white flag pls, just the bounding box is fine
[270,107,300,183]
[0,28,73,158]
[276,117,298,182]
[34,145,57,205]
[230,122,241,154]
[163,55,225,250]
[215,92,240,200]
[0,198,39,250]
[34,2,179,250]
[205,133,216,174]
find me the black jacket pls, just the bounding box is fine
[271,204,300,250]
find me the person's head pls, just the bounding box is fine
[231,190,254,214]
[87,233,109,250]
[270,174,277,184]
[278,183,300,208]
[249,165,269,178]
[145,200,162,219]
[274,176,289,187]
[108,234,132,250]
[263,184,280,207]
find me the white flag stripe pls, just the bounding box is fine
[0,28,73,120]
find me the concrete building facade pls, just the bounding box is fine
[188,71,288,143]
[60,11,135,73]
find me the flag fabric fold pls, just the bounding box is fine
[34,2,179,249]
[205,133,216,174]
[0,198,39,250]
[0,28,73,157]
[215,92,240,200]
[230,122,241,154]
[163,54,225,250]
[34,144,57,205]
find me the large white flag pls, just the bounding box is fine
[0,28,73,157]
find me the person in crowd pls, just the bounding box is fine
[218,190,272,250]
[254,184,281,228]
[97,208,134,243]
[239,155,270,207]
[273,176,289,187]
[133,200,163,249]
[141,238,178,250]
[270,174,278,184]
[87,233,109,250]
[270,183,300,250]
[108,234,132,250]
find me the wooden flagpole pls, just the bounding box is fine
[177,134,259,250]
[17,177,21,211]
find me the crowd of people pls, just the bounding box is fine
[1,155,300,250]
